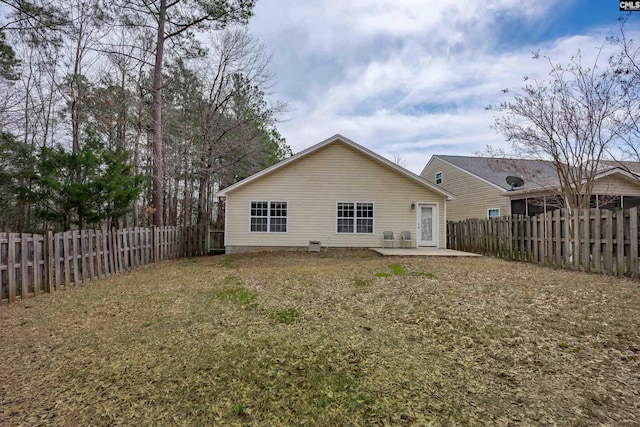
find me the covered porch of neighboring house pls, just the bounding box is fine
[370,247,482,257]
[509,195,640,216]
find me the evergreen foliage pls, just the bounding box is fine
[31,132,145,231]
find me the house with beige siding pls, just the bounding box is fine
[216,135,455,253]
[422,155,640,221]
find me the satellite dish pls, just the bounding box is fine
[506,175,524,190]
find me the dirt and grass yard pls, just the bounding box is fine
[1,250,639,426]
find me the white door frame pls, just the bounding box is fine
[416,203,438,247]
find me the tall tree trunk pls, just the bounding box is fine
[71,28,83,153]
[118,67,127,150]
[132,73,145,227]
[197,172,208,224]
[182,171,189,226]
[151,0,166,226]
[171,175,179,226]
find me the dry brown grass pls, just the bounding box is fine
[1,250,639,426]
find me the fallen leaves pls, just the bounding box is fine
[0,250,639,425]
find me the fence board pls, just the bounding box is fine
[593,210,601,273]
[21,234,29,298]
[630,207,638,279]
[553,210,562,267]
[89,231,95,280]
[71,230,79,285]
[447,207,640,280]
[34,235,42,296]
[616,210,625,276]
[8,233,16,302]
[604,210,614,275]
[582,210,590,273]
[54,233,62,289]
[0,225,212,304]
[46,232,54,293]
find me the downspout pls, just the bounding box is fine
[444,198,447,249]
[223,196,228,251]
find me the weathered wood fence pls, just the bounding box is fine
[1,224,218,304]
[447,207,640,278]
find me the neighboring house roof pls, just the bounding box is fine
[217,134,456,200]
[507,165,640,196]
[426,154,640,196]
[599,160,640,174]
[425,155,560,191]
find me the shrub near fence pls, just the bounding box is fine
[447,207,640,278]
[1,224,212,304]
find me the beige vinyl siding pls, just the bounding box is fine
[592,174,640,196]
[225,141,447,249]
[422,158,510,221]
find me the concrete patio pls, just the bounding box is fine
[370,247,482,257]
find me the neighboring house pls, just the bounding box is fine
[422,155,640,221]
[217,135,455,253]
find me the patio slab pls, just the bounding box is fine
[370,247,483,257]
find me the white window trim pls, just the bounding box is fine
[336,202,375,234]
[487,208,500,219]
[435,171,443,185]
[249,201,289,233]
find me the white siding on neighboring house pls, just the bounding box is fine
[422,157,510,221]
[224,141,447,252]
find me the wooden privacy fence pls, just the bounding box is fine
[447,207,640,278]
[1,224,215,304]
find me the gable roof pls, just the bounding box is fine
[217,134,455,200]
[427,154,640,195]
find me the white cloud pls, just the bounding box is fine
[250,1,639,173]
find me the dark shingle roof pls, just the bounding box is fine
[436,155,561,191]
[599,160,640,174]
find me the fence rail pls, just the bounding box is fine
[1,224,214,304]
[447,207,640,278]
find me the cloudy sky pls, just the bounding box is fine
[248,1,639,173]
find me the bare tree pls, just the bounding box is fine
[489,48,633,211]
[59,0,109,153]
[608,21,640,163]
[391,153,407,168]
[113,0,255,226]
[192,29,288,224]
